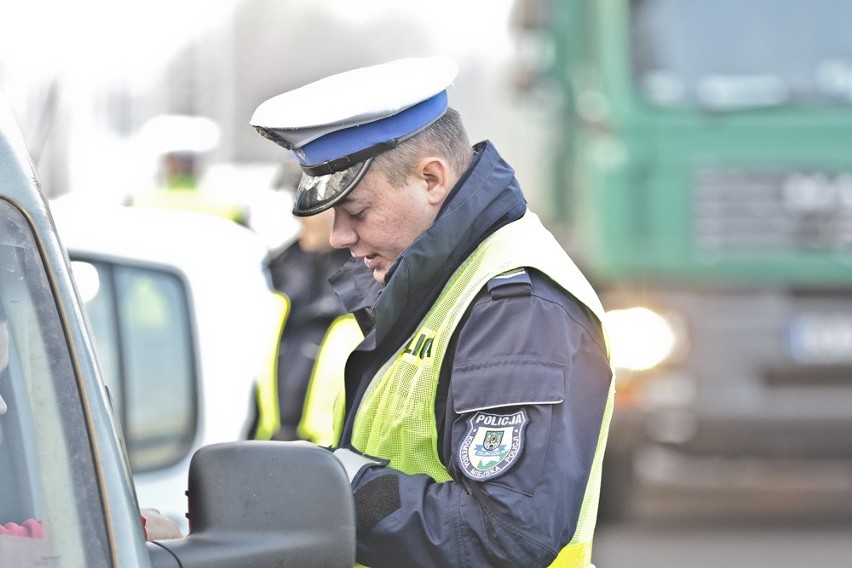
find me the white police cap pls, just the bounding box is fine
[251,56,458,216]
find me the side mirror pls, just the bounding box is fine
[148,442,355,568]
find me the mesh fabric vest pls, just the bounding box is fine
[350,211,614,567]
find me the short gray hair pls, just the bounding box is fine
[371,107,473,188]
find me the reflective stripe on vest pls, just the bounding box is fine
[253,291,290,441]
[350,211,614,567]
[298,313,364,446]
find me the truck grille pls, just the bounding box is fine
[764,365,852,387]
[693,168,852,252]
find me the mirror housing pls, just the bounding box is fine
[148,442,355,568]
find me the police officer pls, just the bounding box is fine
[250,158,354,442]
[132,114,248,224]
[251,56,614,568]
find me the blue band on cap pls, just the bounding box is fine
[297,91,448,166]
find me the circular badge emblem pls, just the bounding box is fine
[458,409,528,481]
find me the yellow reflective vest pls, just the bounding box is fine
[297,314,364,446]
[252,292,291,441]
[349,212,613,567]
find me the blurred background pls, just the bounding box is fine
[3,1,852,566]
[0,0,550,215]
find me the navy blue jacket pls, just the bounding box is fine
[331,141,612,567]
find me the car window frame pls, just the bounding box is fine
[69,253,200,474]
[0,197,113,567]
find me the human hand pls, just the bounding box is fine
[0,519,43,538]
[140,507,183,540]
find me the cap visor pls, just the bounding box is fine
[292,158,372,216]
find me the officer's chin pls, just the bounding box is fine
[373,268,388,286]
[364,256,389,285]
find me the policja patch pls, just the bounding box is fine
[458,409,528,481]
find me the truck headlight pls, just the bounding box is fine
[604,306,680,371]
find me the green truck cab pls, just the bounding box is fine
[0,96,355,566]
[516,0,852,518]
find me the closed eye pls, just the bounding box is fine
[347,209,367,220]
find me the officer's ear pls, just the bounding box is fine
[417,157,453,207]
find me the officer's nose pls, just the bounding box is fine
[329,210,356,250]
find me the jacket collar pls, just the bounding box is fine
[330,140,526,345]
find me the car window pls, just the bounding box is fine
[71,258,197,472]
[0,199,111,567]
